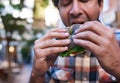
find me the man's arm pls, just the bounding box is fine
[29,68,45,83]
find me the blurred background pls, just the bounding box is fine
[0,0,120,83]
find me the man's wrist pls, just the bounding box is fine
[32,66,46,77]
[29,68,45,83]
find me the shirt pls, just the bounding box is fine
[45,30,120,83]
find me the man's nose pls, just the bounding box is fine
[69,2,82,16]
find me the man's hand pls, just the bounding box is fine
[29,28,70,83]
[73,21,120,80]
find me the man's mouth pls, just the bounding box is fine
[70,19,85,25]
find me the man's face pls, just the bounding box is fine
[58,0,103,26]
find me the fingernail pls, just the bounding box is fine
[66,39,71,43]
[64,47,68,50]
[64,28,68,31]
[75,30,78,34]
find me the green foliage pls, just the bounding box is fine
[1,14,26,35]
[26,38,36,46]
[10,0,24,10]
[21,46,31,63]
[33,28,44,34]
[0,3,4,13]
[12,4,23,10]
[60,27,85,57]
[60,45,85,57]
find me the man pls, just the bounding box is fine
[30,0,120,83]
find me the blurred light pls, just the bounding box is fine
[12,31,22,41]
[0,18,2,22]
[20,8,33,19]
[0,24,4,29]
[12,9,20,18]
[27,18,33,23]
[24,0,34,8]
[36,33,43,39]
[0,60,17,68]
[0,44,3,50]
[0,18,4,29]
[9,46,15,53]
[0,30,5,38]
[2,5,14,16]
[1,0,9,6]
[11,0,20,5]
[22,32,33,40]
[45,1,59,26]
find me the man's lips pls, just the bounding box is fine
[70,19,86,25]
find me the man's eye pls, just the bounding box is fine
[80,0,89,2]
[60,1,71,6]
[63,2,70,6]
